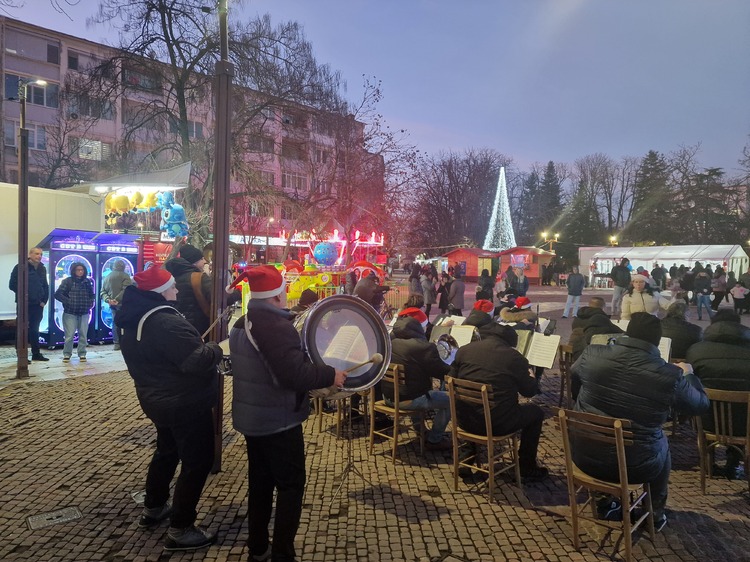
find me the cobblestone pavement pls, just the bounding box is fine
[1,285,749,561]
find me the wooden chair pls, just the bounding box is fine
[368,364,427,463]
[446,376,521,502]
[313,390,371,438]
[558,409,655,562]
[667,357,686,438]
[557,344,574,408]
[696,388,750,494]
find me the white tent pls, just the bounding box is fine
[589,245,749,277]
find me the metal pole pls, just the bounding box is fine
[210,0,233,473]
[16,82,30,379]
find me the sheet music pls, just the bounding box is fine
[321,324,370,373]
[451,325,476,347]
[537,317,551,334]
[448,315,466,325]
[429,324,452,343]
[525,333,561,369]
[514,330,532,355]
[658,337,672,361]
[589,333,622,346]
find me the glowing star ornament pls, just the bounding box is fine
[483,167,516,251]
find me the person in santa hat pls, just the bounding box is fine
[116,266,224,552]
[228,265,346,562]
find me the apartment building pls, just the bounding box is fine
[0,16,385,242]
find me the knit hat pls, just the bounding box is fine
[514,296,532,310]
[179,244,203,264]
[134,266,175,293]
[298,288,319,307]
[246,265,286,299]
[626,312,662,347]
[398,306,429,328]
[473,299,494,313]
[632,274,649,285]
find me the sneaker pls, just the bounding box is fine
[561,315,568,319]
[250,545,272,561]
[138,503,172,529]
[520,465,550,481]
[458,466,473,478]
[63,356,71,363]
[425,437,452,451]
[31,353,49,362]
[164,525,216,552]
[596,499,623,521]
[655,514,667,532]
[113,344,121,351]
[79,356,87,362]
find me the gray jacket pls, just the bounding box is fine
[101,261,133,305]
[448,278,465,310]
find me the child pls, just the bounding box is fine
[730,282,750,314]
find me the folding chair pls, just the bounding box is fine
[696,388,750,493]
[368,364,427,463]
[446,376,521,502]
[558,409,656,562]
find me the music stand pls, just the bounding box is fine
[328,395,373,509]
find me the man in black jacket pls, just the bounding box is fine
[8,246,49,361]
[164,244,212,336]
[117,266,223,551]
[451,323,548,480]
[609,258,631,317]
[385,308,452,450]
[572,313,709,530]
[568,297,623,361]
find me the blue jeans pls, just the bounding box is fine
[62,312,89,357]
[611,286,628,315]
[386,390,451,443]
[563,295,581,317]
[696,294,713,320]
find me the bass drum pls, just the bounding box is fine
[294,295,392,401]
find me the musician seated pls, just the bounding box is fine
[499,296,536,330]
[353,271,389,309]
[383,308,452,451]
[290,288,319,315]
[464,299,495,328]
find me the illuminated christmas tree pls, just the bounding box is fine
[483,167,516,251]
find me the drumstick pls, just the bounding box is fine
[343,353,384,374]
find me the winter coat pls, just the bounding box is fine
[164,257,213,335]
[9,260,48,306]
[510,274,529,296]
[448,278,465,311]
[421,275,437,305]
[116,285,223,426]
[477,273,494,296]
[568,306,623,361]
[571,336,708,482]
[710,273,727,293]
[384,316,450,401]
[499,307,537,330]
[100,261,133,306]
[566,272,586,296]
[54,262,95,315]
[621,289,669,319]
[408,276,423,296]
[686,320,750,435]
[437,281,450,310]
[693,273,712,296]
[230,299,335,436]
[354,276,386,307]
[451,323,537,433]
[660,316,702,360]
[610,264,632,288]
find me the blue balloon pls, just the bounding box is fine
[313,242,337,266]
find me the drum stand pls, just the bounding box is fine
[328,397,373,509]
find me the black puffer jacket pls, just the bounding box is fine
[569,306,623,361]
[384,316,450,401]
[571,336,708,481]
[661,316,702,360]
[116,285,222,426]
[164,257,212,335]
[451,323,537,433]
[9,261,48,305]
[686,320,750,434]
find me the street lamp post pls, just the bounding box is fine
[541,231,560,253]
[15,78,46,379]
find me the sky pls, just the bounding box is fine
[12,0,750,175]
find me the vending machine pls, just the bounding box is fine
[94,233,140,343]
[37,229,99,348]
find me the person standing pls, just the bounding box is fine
[421,269,437,317]
[117,266,223,551]
[100,259,133,351]
[562,266,586,319]
[164,244,213,337]
[8,246,49,361]
[448,272,466,316]
[229,266,345,562]
[710,266,727,311]
[437,272,451,315]
[609,258,632,317]
[510,267,529,296]
[54,262,95,362]
[408,264,423,297]
[694,270,713,321]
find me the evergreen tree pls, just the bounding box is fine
[539,161,564,234]
[623,150,672,244]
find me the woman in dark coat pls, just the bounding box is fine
[660,302,702,359]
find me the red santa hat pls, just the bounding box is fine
[398,306,429,328]
[246,265,286,299]
[473,299,494,313]
[134,266,175,293]
[514,296,532,310]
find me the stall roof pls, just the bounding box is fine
[498,246,556,256]
[591,245,747,263]
[65,162,192,196]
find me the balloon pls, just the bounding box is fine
[312,242,338,266]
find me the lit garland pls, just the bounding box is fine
[483,166,516,251]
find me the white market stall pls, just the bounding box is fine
[586,245,750,280]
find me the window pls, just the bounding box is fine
[281,172,307,192]
[315,148,329,164]
[280,205,295,220]
[249,201,270,217]
[281,141,305,161]
[71,138,112,161]
[122,67,161,91]
[47,43,60,64]
[259,170,275,185]
[4,120,46,150]
[247,135,275,154]
[67,53,79,70]
[69,94,114,120]
[168,117,203,139]
[5,74,59,108]
[313,179,330,194]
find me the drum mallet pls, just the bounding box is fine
[344,353,384,374]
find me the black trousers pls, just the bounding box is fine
[144,408,215,529]
[245,425,306,562]
[28,304,44,355]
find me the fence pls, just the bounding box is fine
[287,282,409,311]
